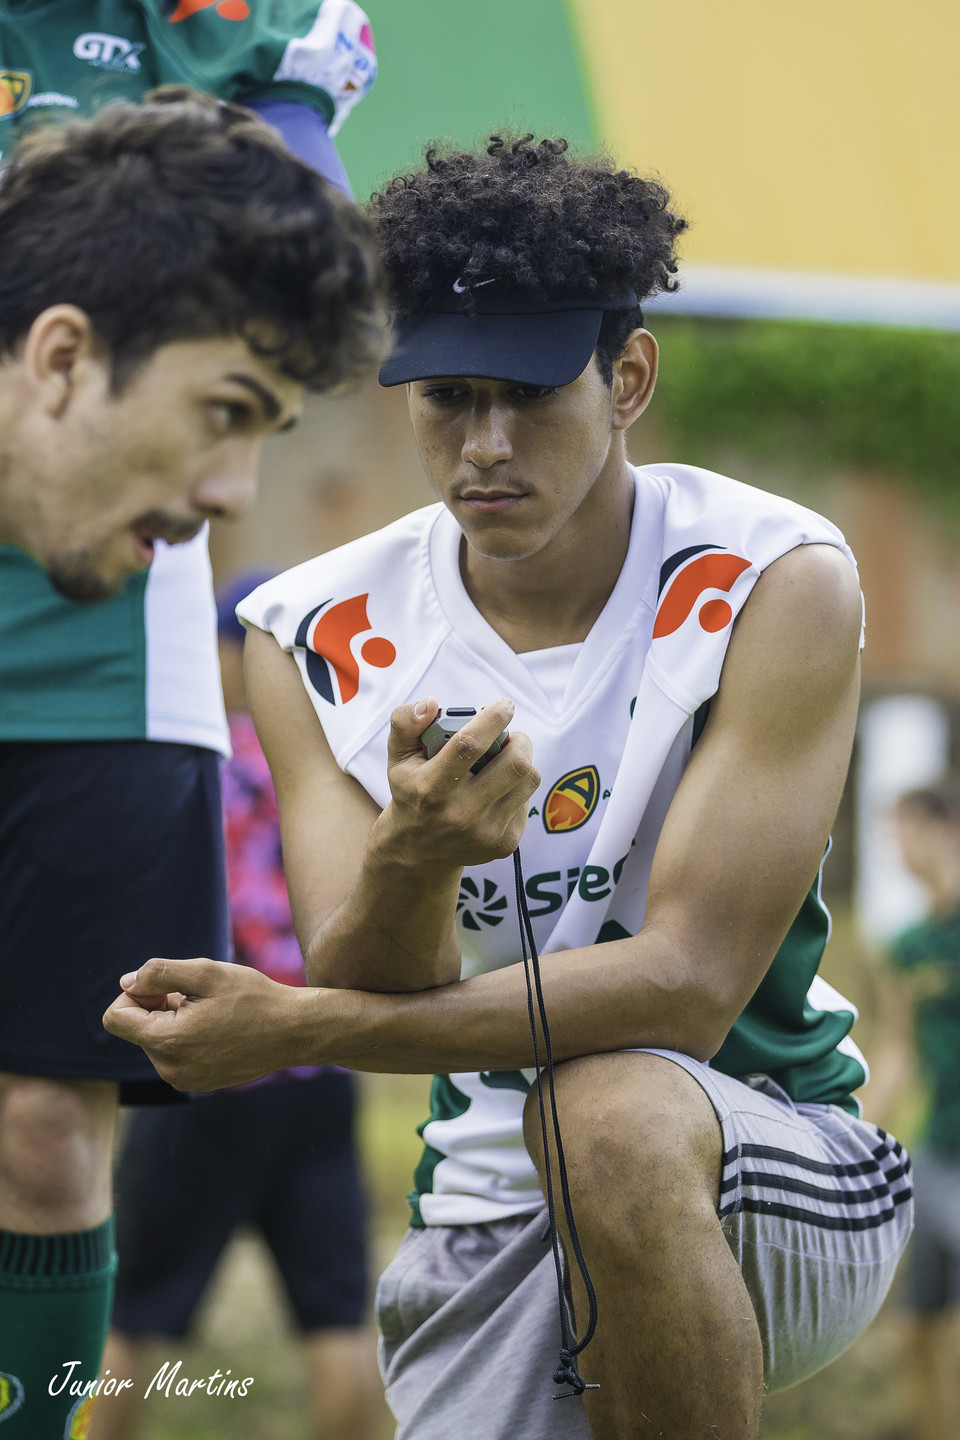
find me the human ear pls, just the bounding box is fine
[611,328,658,431]
[22,305,100,418]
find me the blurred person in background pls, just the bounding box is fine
[0,10,381,1429]
[869,780,960,1440]
[90,573,383,1440]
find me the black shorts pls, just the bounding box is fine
[0,740,228,1103]
[111,1070,369,1335]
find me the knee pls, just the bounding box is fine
[522,1053,723,1214]
[0,1075,116,1209]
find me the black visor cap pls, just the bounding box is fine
[378,284,640,388]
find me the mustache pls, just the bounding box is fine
[134,511,206,545]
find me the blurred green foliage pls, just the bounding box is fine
[652,316,960,512]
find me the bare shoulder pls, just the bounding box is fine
[745,542,862,647]
[712,543,861,751]
[726,543,861,679]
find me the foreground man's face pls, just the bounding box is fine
[21,335,302,603]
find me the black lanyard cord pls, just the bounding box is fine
[512,848,600,1399]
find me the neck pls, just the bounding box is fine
[0,447,27,553]
[0,370,35,553]
[460,451,635,653]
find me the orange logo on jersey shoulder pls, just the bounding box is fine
[653,550,751,640]
[0,71,32,118]
[167,0,251,23]
[295,594,397,706]
[543,766,600,834]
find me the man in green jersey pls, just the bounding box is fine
[0,90,383,1436]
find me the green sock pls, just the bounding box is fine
[0,1218,116,1437]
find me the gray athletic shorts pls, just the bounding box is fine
[904,1145,960,1314]
[376,1050,913,1440]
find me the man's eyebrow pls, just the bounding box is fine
[225,374,299,431]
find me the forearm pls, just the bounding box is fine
[298,934,723,1073]
[105,931,730,1094]
[303,806,463,992]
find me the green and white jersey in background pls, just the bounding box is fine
[890,906,960,1159]
[0,0,376,750]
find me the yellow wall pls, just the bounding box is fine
[568,0,960,281]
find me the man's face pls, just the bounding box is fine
[13,334,302,602]
[406,357,624,564]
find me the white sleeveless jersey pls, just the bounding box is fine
[240,463,869,1226]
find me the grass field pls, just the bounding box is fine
[104,911,922,1439]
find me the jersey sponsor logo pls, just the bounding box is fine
[0,1372,25,1423]
[336,21,376,92]
[543,765,600,833]
[523,845,634,917]
[294,594,396,705]
[653,547,751,639]
[0,71,32,119]
[164,0,252,23]
[458,876,509,931]
[65,1395,95,1438]
[73,34,146,72]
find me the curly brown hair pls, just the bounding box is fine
[367,133,687,381]
[0,88,387,392]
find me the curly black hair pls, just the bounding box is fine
[367,134,686,382]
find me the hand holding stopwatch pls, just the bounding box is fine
[419,707,509,773]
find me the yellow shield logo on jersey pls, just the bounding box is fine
[0,1372,25,1422]
[65,1394,95,1438]
[543,766,600,834]
[0,71,32,118]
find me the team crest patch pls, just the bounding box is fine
[0,1373,25,1423]
[653,546,751,639]
[0,71,32,118]
[294,593,396,705]
[543,766,600,834]
[64,1395,95,1438]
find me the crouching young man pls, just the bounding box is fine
[107,135,913,1439]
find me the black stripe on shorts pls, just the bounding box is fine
[725,1189,914,1232]
[717,1134,913,1231]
